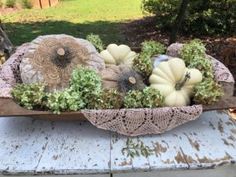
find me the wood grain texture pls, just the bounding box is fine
[0,111,235,176]
[0,97,235,120]
[110,111,236,173]
[0,118,111,175]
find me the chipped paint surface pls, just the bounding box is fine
[0,118,111,175]
[111,111,236,172]
[0,111,235,175]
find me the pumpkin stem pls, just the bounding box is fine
[175,72,191,90]
[57,48,65,56]
[128,77,136,85]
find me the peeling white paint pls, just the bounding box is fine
[0,111,235,176]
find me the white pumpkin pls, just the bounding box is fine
[100,44,137,66]
[149,58,203,106]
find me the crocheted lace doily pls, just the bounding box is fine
[82,105,202,136]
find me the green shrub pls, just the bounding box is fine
[142,0,236,35]
[21,0,32,9]
[5,0,16,8]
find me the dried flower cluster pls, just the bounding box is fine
[193,79,224,105]
[181,39,214,79]
[124,87,164,108]
[11,83,46,110]
[181,39,224,104]
[86,33,104,52]
[133,40,166,77]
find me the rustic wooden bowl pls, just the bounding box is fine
[0,93,235,121]
[0,47,235,121]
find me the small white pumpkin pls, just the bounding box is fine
[100,44,137,66]
[149,58,203,106]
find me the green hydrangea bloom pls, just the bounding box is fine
[193,79,224,105]
[46,88,85,114]
[141,40,166,56]
[88,89,123,109]
[11,83,46,110]
[142,87,164,108]
[124,87,164,108]
[70,67,102,107]
[181,39,206,65]
[181,39,214,79]
[133,40,166,77]
[86,33,104,52]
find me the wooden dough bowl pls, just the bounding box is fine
[0,45,235,121]
[0,82,235,121]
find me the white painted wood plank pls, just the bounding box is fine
[110,130,189,172]
[0,117,111,175]
[110,134,134,172]
[173,111,236,169]
[35,120,111,175]
[0,117,53,175]
[0,110,235,176]
[111,111,236,172]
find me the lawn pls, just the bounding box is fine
[1,0,144,45]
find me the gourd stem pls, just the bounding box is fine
[57,48,65,56]
[175,72,191,90]
[128,77,136,85]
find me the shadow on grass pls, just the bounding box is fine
[4,20,127,46]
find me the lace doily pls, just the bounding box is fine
[82,105,202,136]
[0,43,30,97]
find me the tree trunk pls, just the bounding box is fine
[169,0,190,45]
[0,22,14,59]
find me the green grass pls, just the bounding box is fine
[1,0,143,45]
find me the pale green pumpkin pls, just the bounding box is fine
[149,58,203,106]
[100,44,137,67]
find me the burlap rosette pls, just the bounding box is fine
[0,41,234,136]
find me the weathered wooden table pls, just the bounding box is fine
[0,111,235,177]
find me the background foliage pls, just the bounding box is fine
[142,0,236,35]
